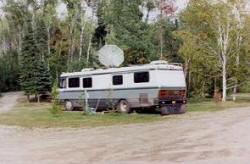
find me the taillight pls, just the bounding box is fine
[179,90,186,97]
[159,90,167,98]
[159,90,186,98]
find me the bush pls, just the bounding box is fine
[49,81,62,115]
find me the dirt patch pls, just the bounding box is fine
[0,92,23,113]
[0,93,250,164]
[0,106,250,164]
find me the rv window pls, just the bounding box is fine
[83,78,92,88]
[113,75,123,85]
[134,72,149,83]
[59,78,66,89]
[69,78,80,88]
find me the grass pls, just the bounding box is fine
[187,101,250,112]
[0,98,167,128]
[187,93,250,112]
[0,94,249,128]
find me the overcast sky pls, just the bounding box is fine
[0,0,189,19]
[55,0,189,22]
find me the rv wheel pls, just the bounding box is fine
[175,105,186,114]
[118,100,131,113]
[65,100,74,111]
[161,106,171,115]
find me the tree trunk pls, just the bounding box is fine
[79,21,86,61]
[188,70,192,98]
[160,2,163,60]
[160,32,163,59]
[222,54,227,102]
[233,53,240,101]
[70,13,78,63]
[233,35,242,101]
[87,35,93,67]
[70,37,75,62]
[37,95,40,103]
[47,24,51,57]
[233,3,244,101]
[35,94,38,102]
[145,9,150,23]
[67,14,76,68]
[218,14,230,103]
[27,94,30,103]
[18,27,23,56]
[184,59,189,79]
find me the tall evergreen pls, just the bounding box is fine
[20,23,40,101]
[35,18,48,60]
[20,22,52,102]
[93,0,108,49]
[104,0,157,65]
[34,60,51,103]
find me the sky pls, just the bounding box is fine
[0,0,189,20]
[142,0,189,22]
[56,0,189,21]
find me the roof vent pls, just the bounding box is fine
[150,60,168,65]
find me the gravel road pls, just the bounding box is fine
[0,92,250,164]
[0,92,22,114]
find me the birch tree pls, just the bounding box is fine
[43,0,58,58]
[157,0,177,59]
[79,2,87,60]
[177,0,249,102]
[231,0,247,101]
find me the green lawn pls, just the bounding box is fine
[0,100,168,128]
[187,93,250,112]
[0,94,249,128]
[187,101,250,112]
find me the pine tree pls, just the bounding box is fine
[35,18,48,60]
[34,60,52,103]
[20,23,39,102]
[105,0,157,65]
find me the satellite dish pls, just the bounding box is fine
[98,45,124,67]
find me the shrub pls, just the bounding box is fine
[49,81,62,115]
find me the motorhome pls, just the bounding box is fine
[58,60,187,115]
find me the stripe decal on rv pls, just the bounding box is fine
[60,87,186,92]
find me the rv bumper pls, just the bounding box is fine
[155,98,187,107]
[155,99,187,115]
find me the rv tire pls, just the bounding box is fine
[175,104,186,114]
[161,106,171,115]
[65,100,74,111]
[118,100,131,113]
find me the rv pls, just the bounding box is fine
[58,60,187,115]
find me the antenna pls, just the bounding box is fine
[98,45,124,68]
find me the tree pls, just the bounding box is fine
[50,80,62,114]
[177,0,250,101]
[93,0,108,49]
[104,0,157,65]
[156,0,177,59]
[34,17,48,60]
[1,0,30,59]
[19,23,39,101]
[144,0,155,23]
[42,0,58,58]
[230,0,247,101]
[34,60,51,103]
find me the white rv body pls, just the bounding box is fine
[58,61,187,113]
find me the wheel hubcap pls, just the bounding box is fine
[120,102,127,112]
[66,101,72,110]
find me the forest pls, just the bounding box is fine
[0,0,249,102]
